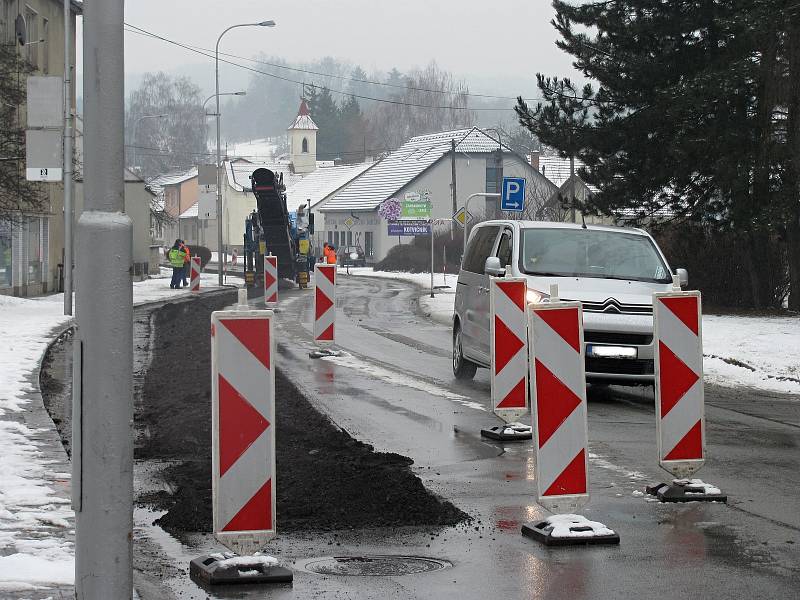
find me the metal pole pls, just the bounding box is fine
[450,139,457,241]
[215,23,273,286]
[462,192,500,263]
[430,220,434,298]
[74,0,133,597]
[63,0,72,315]
[131,118,137,173]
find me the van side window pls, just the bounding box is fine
[463,226,500,273]
[496,230,513,268]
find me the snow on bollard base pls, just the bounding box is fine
[646,478,727,503]
[522,515,620,547]
[190,553,293,585]
[480,422,532,442]
[521,287,619,546]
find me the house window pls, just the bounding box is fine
[301,137,308,153]
[364,232,373,258]
[25,7,38,69]
[347,231,353,247]
[0,221,12,289]
[327,231,333,244]
[41,18,48,73]
[486,165,503,194]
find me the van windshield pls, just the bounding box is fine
[519,228,672,283]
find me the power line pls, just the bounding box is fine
[125,22,536,103]
[123,23,517,112]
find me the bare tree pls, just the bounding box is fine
[0,43,47,221]
[367,62,476,150]
[126,72,208,178]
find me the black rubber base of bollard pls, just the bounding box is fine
[189,555,293,585]
[646,482,727,503]
[480,425,532,442]
[521,521,621,546]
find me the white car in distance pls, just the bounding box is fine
[452,220,687,385]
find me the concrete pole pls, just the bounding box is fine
[73,0,133,597]
[62,0,72,315]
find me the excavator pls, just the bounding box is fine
[244,167,314,289]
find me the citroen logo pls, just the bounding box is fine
[602,298,622,314]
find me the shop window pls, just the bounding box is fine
[0,221,12,288]
[364,231,373,258]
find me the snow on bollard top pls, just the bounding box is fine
[545,514,616,539]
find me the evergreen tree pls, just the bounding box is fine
[516,0,796,308]
[305,85,341,160]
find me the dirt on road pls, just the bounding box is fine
[136,292,468,533]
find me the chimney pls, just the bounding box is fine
[530,150,540,172]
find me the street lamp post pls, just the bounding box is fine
[203,90,246,116]
[462,192,501,263]
[131,113,166,172]
[215,21,274,286]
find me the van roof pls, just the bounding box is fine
[476,220,648,236]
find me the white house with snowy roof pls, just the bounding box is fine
[318,127,558,263]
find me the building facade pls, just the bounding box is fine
[0,0,80,296]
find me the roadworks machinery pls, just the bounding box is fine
[245,167,314,289]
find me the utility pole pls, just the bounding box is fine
[570,154,576,223]
[62,0,72,315]
[73,0,133,597]
[450,139,457,241]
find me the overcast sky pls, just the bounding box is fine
[78,0,581,98]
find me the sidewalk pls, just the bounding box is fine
[0,274,234,596]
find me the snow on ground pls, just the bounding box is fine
[227,138,277,162]
[0,274,234,590]
[348,268,800,396]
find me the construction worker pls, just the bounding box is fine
[321,242,331,263]
[180,240,191,286]
[327,244,337,264]
[168,239,187,289]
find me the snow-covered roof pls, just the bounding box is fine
[224,161,305,193]
[286,162,375,209]
[147,168,198,192]
[539,155,600,194]
[321,127,512,212]
[287,99,318,131]
[179,202,198,219]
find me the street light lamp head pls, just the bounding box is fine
[258,20,276,27]
[234,91,247,96]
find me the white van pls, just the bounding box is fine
[452,220,687,384]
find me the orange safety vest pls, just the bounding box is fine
[326,249,337,264]
[181,245,191,263]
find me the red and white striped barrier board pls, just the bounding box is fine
[490,278,528,422]
[190,256,201,292]
[314,264,336,345]
[653,290,704,478]
[211,308,276,555]
[529,301,589,513]
[264,255,278,306]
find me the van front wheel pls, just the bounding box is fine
[453,325,478,380]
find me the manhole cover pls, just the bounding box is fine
[301,555,451,577]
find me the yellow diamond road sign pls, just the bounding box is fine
[452,207,473,228]
[344,216,355,230]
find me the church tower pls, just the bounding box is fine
[287,99,318,174]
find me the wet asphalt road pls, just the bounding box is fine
[140,274,799,599]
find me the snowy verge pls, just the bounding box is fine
[346,269,800,396]
[0,275,236,590]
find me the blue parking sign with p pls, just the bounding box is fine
[501,177,525,212]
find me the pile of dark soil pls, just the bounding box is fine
[137,293,468,533]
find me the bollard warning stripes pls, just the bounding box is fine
[654,290,704,476]
[490,278,528,422]
[264,255,278,307]
[211,308,276,556]
[190,256,201,292]
[528,300,589,513]
[314,264,336,345]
